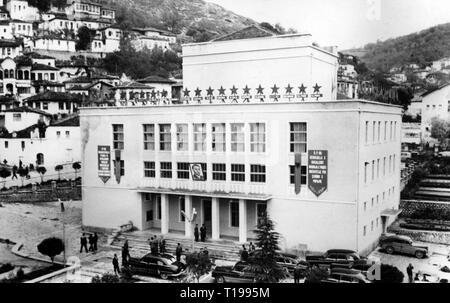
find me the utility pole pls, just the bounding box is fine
[60,199,66,266]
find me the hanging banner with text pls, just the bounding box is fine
[308,150,328,197]
[98,145,111,183]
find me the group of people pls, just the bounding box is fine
[194,224,207,242]
[79,233,98,253]
[148,235,166,254]
[240,242,256,261]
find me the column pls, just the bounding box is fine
[239,199,247,243]
[211,197,220,240]
[161,194,169,234]
[184,195,192,238]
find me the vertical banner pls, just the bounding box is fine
[308,150,328,197]
[294,153,302,194]
[97,146,111,183]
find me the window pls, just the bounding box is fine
[372,160,375,181]
[144,161,155,178]
[179,197,185,222]
[393,154,396,172]
[159,124,171,151]
[390,122,393,140]
[65,131,70,138]
[4,141,8,149]
[231,123,245,152]
[250,123,265,152]
[143,124,155,150]
[157,196,161,220]
[146,210,153,222]
[372,121,376,143]
[377,159,380,178]
[389,156,392,173]
[13,113,21,121]
[376,218,379,227]
[363,202,367,211]
[383,157,386,176]
[212,163,226,181]
[376,195,379,205]
[365,121,369,143]
[113,160,124,176]
[50,73,55,81]
[256,203,267,224]
[177,162,190,179]
[371,198,374,207]
[378,122,381,142]
[364,162,369,183]
[212,123,226,152]
[371,221,374,232]
[160,162,172,178]
[289,165,307,185]
[176,124,188,151]
[59,102,64,110]
[230,201,239,227]
[363,226,367,236]
[290,122,307,153]
[394,122,397,140]
[112,124,124,150]
[231,164,245,182]
[250,165,266,183]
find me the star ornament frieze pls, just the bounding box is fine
[194,87,202,97]
[183,88,190,97]
[218,86,226,95]
[271,84,279,94]
[298,84,307,94]
[206,87,214,96]
[313,83,322,93]
[243,85,251,95]
[256,85,264,95]
[285,84,294,94]
[230,85,238,95]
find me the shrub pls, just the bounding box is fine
[37,237,64,263]
[304,266,330,283]
[0,263,14,274]
[91,273,120,283]
[16,268,25,280]
[374,264,404,283]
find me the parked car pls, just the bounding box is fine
[212,261,257,283]
[306,249,370,270]
[379,235,428,259]
[248,250,308,276]
[128,253,186,279]
[329,268,372,283]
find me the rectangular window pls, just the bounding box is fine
[372,160,375,181]
[372,121,376,143]
[159,124,171,151]
[59,102,64,110]
[113,160,124,176]
[383,157,386,176]
[371,198,374,207]
[371,221,374,232]
[157,197,161,220]
[384,121,388,141]
[143,124,155,150]
[250,165,266,183]
[250,123,265,153]
[378,122,381,142]
[179,197,185,222]
[144,161,155,178]
[389,156,392,173]
[363,226,366,236]
[160,162,172,179]
[377,159,380,178]
[230,201,239,227]
[289,165,307,185]
[365,121,369,144]
[212,123,226,152]
[176,124,188,151]
[364,202,367,211]
[112,124,124,150]
[212,163,226,181]
[364,162,369,183]
[231,164,245,182]
[56,131,61,138]
[146,210,153,222]
[377,195,379,204]
[43,102,48,110]
[4,141,8,148]
[290,122,307,153]
[394,122,397,140]
[231,123,245,152]
[177,162,190,179]
[390,122,393,140]
[393,154,396,172]
[65,131,70,138]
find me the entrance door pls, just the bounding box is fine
[202,199,212,236]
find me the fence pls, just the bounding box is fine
[0,186,81,203]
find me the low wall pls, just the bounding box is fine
[0,187,81,203]
[388,222,450,245]
[400,200,450,217]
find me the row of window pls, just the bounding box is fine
[364,120,398,144]
[363,218,380,237]
[113,122,307,154]
[364,154,397,183]
[0,70,56,81]
[363,187,396,212]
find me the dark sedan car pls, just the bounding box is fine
[212,261,257,283]
[248,250,308,276]
[128,253,185,280]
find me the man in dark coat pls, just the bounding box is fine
[294,263,303,283]
[200,224,207,242]
[12,165,18,179]
[194,224,199,242]
[79,234,88,253]
[159,236,166,253]
[122,241,130,267]
[152,237,159,254]
[175,243,182,262]
[241,245,248,261]
[88,234,94,252]
[407,264,414,283]
[93,233,98,251]
[113,254,120,275]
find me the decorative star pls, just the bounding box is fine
[206,87,214,96]
[183,88,190,97]
[285,84,293,94]
[256,85,264,95]
[218,86,226,95]
[151,90,157,98]
[195,87,202,97]
[230,85,238,95]
[161,90,168,97]
[313,83,322,93]
[299,84,307,94]
[271,84,279,94]
[243,85,251,95]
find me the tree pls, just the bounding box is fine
[0,167,11,189]
[244,213,287,283]
[27,0,51,12]
[36,166,47,183]
[397,87,413,111]
[304,266,330,283]
[430,117,450,145]
[55,165,64,181]
[72,162,81,179]
[37,237,64,263]
[373,264,404,283]
[183,251,213,283]
[76,26,96,51]
[17,166,29,187]
[91,273,120,283]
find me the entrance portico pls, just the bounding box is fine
[138,189,270,243]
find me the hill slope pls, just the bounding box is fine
[344,23,450,72]
[109,0,257,41]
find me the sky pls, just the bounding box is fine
[207,0,450,50]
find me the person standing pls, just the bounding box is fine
[407,264,414,283]
[79,234,88,253]
[194,224,199,242]
[294,263,302,284]
[152,236,159,254]
[175,243,182,262]
[122,241,130,267]
[113,254,120,275]
[200,224,207,242]
[93,233,98,252]
[159,236,166,254]
[88,234,94,252]
[241,245,248,262]
[12,165,18,180]
[249,242,256,252]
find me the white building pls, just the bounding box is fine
[23,91,82,115]
[30,37,76,53]
[432,57,450,72]
[6,0,39,21]
[0,21,14,39]
[10,20,32,37]
[420,84,450,143]
[0,39,23,59]
[80,32,402,255]
[0,106,51,132]
[131,27,176,52]
[401,123,421,152]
